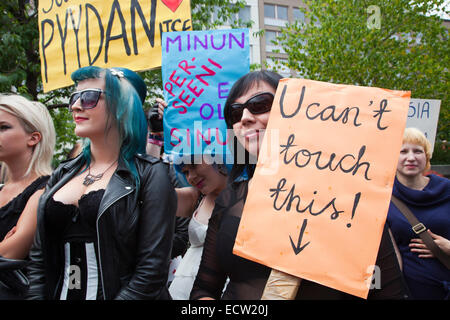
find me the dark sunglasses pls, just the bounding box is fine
[68,89,106,112]
[226,92,274,126]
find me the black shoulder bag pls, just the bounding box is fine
[0,256,30,298]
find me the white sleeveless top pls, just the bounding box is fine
[169,215,208,300]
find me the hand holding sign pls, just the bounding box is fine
[233,78,410,299]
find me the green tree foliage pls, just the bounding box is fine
[0,0,40,99]
[275,0,449,163]
[0,0,78,164]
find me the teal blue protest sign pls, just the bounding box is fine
[161,28,250,162]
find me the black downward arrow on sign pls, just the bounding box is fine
[289,218,310,255]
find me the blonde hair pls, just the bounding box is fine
[0,94,56,180]
[402,127,432,172]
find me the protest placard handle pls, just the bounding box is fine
[261,269,301,300]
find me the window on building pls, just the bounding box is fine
[264,4,275,19]
[249,44,254,64]
[238,6,251,24]
[211,5,252,26]
[264,4,288,26]
[266,57,291,77]
[265,31,277,46]
[212,6,221,23]
[265,30,284,53]
[277,6,288,20]
[293,7,305,22]
[221,5,252,25]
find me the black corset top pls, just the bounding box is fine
[45,189,105,242]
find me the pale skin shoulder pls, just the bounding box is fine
[175,186,201,218]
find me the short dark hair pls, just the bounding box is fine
[224,70,282,181]
[224,70,282,129]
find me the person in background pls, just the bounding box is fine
[0,94,55,299]
[387,127,450,300]
[146,99,190,280]
[27,67,177,300]
[147,99,228,299]
[190,71,282,300]
[190,70,409,300]
[168,154,228,300]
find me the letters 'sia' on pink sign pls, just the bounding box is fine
[162,0,183,12]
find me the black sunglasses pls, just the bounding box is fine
[68,89,106,112]
[226,92,274,126]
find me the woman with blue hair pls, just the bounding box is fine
[168,153,228,300]
[147,99,228,299]
[27,66,177,300]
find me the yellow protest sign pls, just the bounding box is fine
[38,0,192,92]
[233,78,410,299]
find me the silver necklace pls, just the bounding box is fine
[83,161,117,186]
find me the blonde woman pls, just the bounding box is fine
[0,94,55,259]
[387,127,450,299]
[0,94,55,299]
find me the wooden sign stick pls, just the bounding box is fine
[261,269,301,300]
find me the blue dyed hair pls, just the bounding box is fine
[172,153,231,187]
[71,66,148,187]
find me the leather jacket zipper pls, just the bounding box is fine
[95,187,134,300]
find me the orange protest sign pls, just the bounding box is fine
[38,0,192,92]
[233,78,410,299]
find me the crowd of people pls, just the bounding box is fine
[0,67,448,300]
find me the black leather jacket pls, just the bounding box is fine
[27,154,177,300]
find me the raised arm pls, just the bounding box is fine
[175,186,201,218]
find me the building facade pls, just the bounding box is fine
[214,0,306,76]
[220,1,449,78]
[258,0,306,76]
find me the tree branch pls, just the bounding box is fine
[47,103,69,110]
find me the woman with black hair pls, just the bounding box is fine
[190,71,409,300]
[190,71,283,300]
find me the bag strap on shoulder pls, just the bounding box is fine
[391,195,450,269]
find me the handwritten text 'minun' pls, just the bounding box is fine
[165,31,246,53]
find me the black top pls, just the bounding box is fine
[45,189,103,242]
[45,189,105,300]
[27,154,177,300]
[191,179,410,300]
[0,176,49,241]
